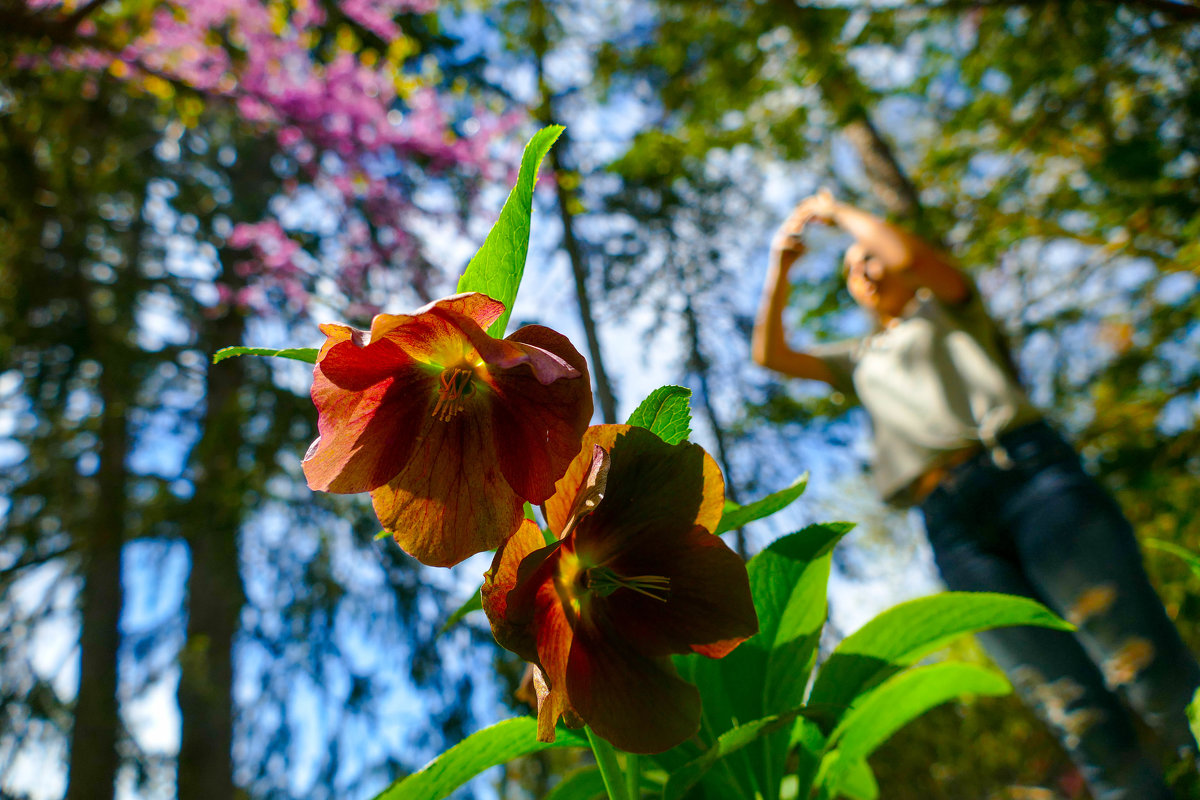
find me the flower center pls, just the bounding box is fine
[583,566,671,603]
[432,367,475,422]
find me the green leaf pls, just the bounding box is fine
[625,385,692,444]
[439,588,483,635]
[1145,538,1200,581]
[373,717,586,800]
[542,768,607,800]
[681,524,850,800]
[1189,685,1200,749]
[827,663,1009,763]
[714,473,809,534]
[807,592,1071,720]
[457,125,564,338]
[820,752,878,800]
[750,523,852,713]
[211,346,318,364]
[661,707,818,800]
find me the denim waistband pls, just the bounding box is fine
[919,420,1078,513]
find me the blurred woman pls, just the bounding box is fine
[753,190,1199,800]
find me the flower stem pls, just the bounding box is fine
[624,752,640,798]
[585,727,631,800]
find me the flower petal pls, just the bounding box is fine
[564,614,701,754]
[487,325,593,503]
[532,578,579,740]
[303,337,435,494]
[594,523,758,658]
[544,425,630,536]
[483,519,551,663]
[575,427,725,565]
[371,407,523,567]
[367,293,506,346]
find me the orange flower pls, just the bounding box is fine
[303,293,592,567]
[483,425,758,753]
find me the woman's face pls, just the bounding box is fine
[844,244,914,319]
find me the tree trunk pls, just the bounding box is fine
[773,0,924,223]
[66,352,128,800]
[529,0,620,423]
[176,306,247,800]
[547,140,620,423]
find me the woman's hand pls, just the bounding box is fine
[793,188,838,226]
[770,189,839,255]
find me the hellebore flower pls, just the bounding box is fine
[303,293,593,567]
[482,425,758,754]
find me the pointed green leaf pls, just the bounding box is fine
[1145,538,1200,581]
[680,524,850,800]
[212,346,318,364]
[373,717,586,800]
[818,663,1008,795]
[625,385,692,444]
[662,706,823,800]
[458,125,564,338]
[819,752,878,800]
[714,473,809,534]
[808,592,1071,719]
[542,767,607,800]
[1189,686,1200,749]
[439,588,483,635]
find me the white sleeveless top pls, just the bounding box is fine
[812,285,1041,505]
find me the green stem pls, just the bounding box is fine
[585,727,631,800]
[624,752,640,798]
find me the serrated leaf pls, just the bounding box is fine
[714,473,809,534]
[372,717,586,800]
[211,346,318,364]
[808,592,1071,721]
[457,125,563,338]
[1145,538,1200,581]
[625,385,692,444]
[439,588,483,635]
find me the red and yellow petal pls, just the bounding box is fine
[544,425,630,536]
[574,427,725,565]
[368,293,506,353]
[303,340,435,494]
[594,522,758,658]
[487,325,593,504]
[371,407,523,567]
[563,614,702,754]
[483,519,552,663]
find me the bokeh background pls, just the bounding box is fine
[1,1,1198,798]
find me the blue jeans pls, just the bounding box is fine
[919,421,1200,800]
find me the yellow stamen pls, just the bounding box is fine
[431,368,475,422]
[585,567,671,602]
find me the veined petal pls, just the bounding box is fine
[565,614,701,754]
[367,293,506,345]
[488,326,593,503]
[575,427,725,565]
[483,519,550,663]
[303,349,435,494]
[371,407,523,567]
[594,523,758,658]
[544,425,629,536]
[532,578,578,739]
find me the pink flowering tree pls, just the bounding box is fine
[1,2,522,799]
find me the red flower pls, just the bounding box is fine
[303,293,593,567]
[483,425,758,754]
